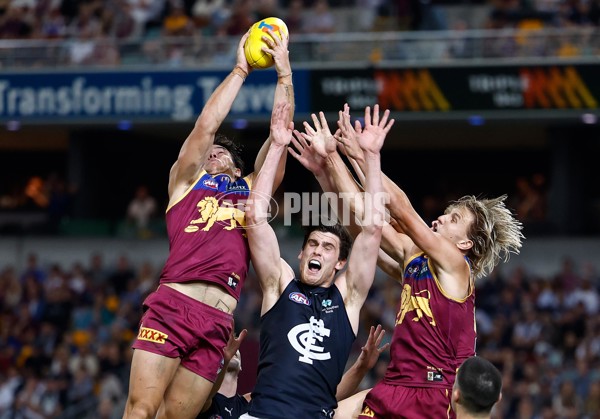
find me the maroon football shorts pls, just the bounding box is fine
[132,284,233,382]
[359,381,453,419]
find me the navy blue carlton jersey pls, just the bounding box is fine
[196,393,248,419]
[249,279,356,419]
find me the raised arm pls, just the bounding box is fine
[252,28,295,191]
[336,104,419,232]
[168,32,252,203]
[291,110,408,279]
[336,325,389,401]
[330,106,388,334]
[338,106,470,297]
[245,102,295,314]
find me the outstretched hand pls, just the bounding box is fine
[270,102,294,147]
[301,112,337,159]
[289,130,326,176]
[335,103,365,163]
[355,324,389,371]
[223,321,248,365]
[356,104,394,154]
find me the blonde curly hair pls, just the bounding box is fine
[446,195,524,279]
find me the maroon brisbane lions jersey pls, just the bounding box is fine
[384,253,476,389]
[159,170,252,301]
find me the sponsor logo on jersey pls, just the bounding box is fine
[427,370,444,382]
[321,299,339,314]
[407,260,429,279]
[137,327,168,344]
[289,292,311,306]
[226,184,250,192]
[203,178,219,189]
[227,276,238,289]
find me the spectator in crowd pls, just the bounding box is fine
[126,185,158,238]
[0,2,33,38]
[302,0,335,33]
[20,253,45,284]
[553,379,584,417]
[102,1,137,39]
[127,0,166,36]
[284,0,305,34]
[108,255,136,297]
[38,3,67,38]
[222,0,255,36]
[191,0,227,32]
[2,243,600,417]
[254,0,279,22]
[162,0,194,37]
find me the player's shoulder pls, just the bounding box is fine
[243,172,255,188]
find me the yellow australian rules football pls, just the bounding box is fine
[244,17,289,69]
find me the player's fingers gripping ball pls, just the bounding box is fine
[244,17,288,69]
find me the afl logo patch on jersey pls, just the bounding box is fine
[289,292,311,306]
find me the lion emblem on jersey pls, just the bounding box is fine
[184,197,246,232]
[396,284,436,326]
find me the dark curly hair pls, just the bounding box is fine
[302,223,353,261]
[214,134,245,175]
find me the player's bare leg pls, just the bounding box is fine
[157,364,215,419]
[123,349,180,419]
[334,389,370,419]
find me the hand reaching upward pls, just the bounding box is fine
[223,320,248,365]
[356,104,394,154]
[270,102,294,147]
[289,130,326,176]
[301,111,337,159]
[355,324,389,371]
[335,103,365,163]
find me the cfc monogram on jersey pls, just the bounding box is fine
[249,279,355,418]
[287,316,331,364]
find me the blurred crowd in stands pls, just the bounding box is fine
[1,245,600,418]
[1,0,600,67]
